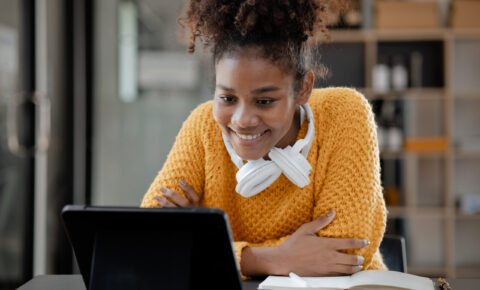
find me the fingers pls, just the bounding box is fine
[334,252,365,267]
[178,179,200,204]
[328,264,364,275]
[332,238,370,250]
[154,180,200,208]
[159,187,190,207]
[301,210,336,234]
[155,195,177,207]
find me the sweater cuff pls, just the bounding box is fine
[234,241,251,280]
[366,249,388,270]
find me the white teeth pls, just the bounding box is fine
[235,132,263,140]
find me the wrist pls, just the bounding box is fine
[241,245,286,276]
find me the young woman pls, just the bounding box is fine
[141,0,387,278]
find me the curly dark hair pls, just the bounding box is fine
[178,0,344,89]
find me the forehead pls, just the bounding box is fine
[215,53,293,89]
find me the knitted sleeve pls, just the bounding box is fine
[313,89,387,270]
[140,103,209,207]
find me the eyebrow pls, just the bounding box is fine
[216,84,281,95]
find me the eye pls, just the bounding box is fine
[219,95,235,103]
[256,99,275,105]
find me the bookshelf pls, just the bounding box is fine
[317,28,480,278]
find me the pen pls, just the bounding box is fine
[289,272,310,287]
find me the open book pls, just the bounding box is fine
[258,270,435,290]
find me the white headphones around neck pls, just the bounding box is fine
[222,103,315,198]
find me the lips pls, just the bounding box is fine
[229,128,269,144]
[235,131,264,140]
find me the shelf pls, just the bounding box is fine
[403,150,448,158]
[387,206,447,219]
[380,150,448,159]
[361,88,445,100]
[380,151,403,159]
[326,29,370,42]
[407,266,447,277]
[455,212,480,220]
[454,149,480,158]
[455,266,480,278]
[327,28,446,42]
[374,29,446,41]
[453,90,480,99]
[325,28,480,43]
[380,150,447,159]
[450,28,480,40]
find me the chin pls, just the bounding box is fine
[230,144,268,160]
[237,151,266,161]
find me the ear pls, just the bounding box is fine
[296,70,314,105]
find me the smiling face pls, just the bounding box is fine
[213,48,313,160]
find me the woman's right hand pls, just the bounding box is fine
[273,210,369,276]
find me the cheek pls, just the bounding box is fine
[269,118,292,137]
[266,105,295,131]
[212,103,230,129]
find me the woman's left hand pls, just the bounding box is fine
[155,179,200,207]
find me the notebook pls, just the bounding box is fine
[258,270,435,290]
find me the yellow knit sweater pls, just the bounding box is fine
[141,87,387,275]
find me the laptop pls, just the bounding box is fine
[62,205,243,290]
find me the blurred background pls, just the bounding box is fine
[0,0,479,288]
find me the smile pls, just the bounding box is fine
[230,129,269,145]
[235,131,264,140]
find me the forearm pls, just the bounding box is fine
[240,245,286,276]
[313,92,386,268]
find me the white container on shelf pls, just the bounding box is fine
[387,126,403,151]
[372,60,391,94]
[377,126,387,150]
[392,57,408,91]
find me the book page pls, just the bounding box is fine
[259,275,351,289]
[348,270,434,290]
[304,276,350,289]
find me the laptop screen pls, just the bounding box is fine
[62,205,242,290]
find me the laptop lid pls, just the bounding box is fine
[61,205,243,290]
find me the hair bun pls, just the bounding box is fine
[179,0,340,53]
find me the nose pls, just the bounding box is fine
[231,104,259,129]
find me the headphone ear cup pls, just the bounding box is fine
[269,147,312,188]
[235,160,281,197]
